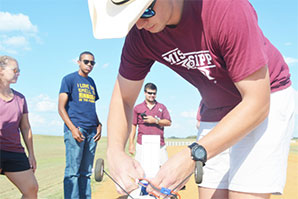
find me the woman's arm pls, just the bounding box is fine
[20,113,36,172]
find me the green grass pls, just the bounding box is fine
[0,134,107,199]
[0,135,296,199]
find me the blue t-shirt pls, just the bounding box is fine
[59,71,99,130]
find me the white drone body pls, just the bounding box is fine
[130,135,161,199]
[130,187,156,199]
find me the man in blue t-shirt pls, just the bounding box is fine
[58,51,102,199]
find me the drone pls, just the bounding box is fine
[94,158,203,199]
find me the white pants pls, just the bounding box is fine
[197,86,295,194]
[135,143,168,166]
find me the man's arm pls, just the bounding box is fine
[107,74,144,150]
[198,66,270,159]
[142,116,171,127]
[156,118,171,127]
[128,124,137,155]
[157,104,172,127]
[93,82,102,142]
[107,74,145,194]
[58,93,84,142]
[93,117,102,142]
[149,66,271,193]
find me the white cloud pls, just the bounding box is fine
[284,57,298,65]
[50,119,63,127]
[0,12,38,33]
[29,112,46,126]
[29,111,63,135]
[27,95,62,135]
[0,12,39,54]
[3,36,28,47]
[29,94,57,112]
[71,57,79,65]
[180,110,197,118]
[102,63,110,69]
[284,42,292,46]
[0,41,18,54]
[36,100,56,112]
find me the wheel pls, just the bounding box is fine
[194,161,203,184]
[94,158,104,182]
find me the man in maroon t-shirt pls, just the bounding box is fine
[128,83,171,166]
[89,0,295,198]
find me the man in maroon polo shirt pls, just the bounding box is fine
[128,83,171,166]
[91,0,295,197]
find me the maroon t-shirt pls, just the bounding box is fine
[0,90,28,153]
[133,101,171,146]
[119,0,291,122]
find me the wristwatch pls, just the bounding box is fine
[155,116,160,124]
[188,142,207,165]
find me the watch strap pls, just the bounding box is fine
[188,142,199,150]
[188,142,207,165]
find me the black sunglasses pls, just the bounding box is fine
[82,60,96,66]
[146,91,156,95]
[141,0,156,18]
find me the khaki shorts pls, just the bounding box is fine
[197,86,295,194]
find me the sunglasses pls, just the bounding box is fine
[82,60,96,66]
[6,67,20,74]
[146,91,156,95]
[13,68,20,73]
[141,0,156,18]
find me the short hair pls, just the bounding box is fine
[79,51,94,61]
[0,55,17,68]
[144,82,157,92]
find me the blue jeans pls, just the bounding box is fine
[64,127,97,199]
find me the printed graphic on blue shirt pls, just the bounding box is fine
[77,83,96,103]
[59,72,99,129]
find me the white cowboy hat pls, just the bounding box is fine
[88,0,154,39]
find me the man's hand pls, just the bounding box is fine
[93,125,102,142]
[143,115,157,124]
[107,150,144,194]
[148,148,195,194]
[71,127,85,142]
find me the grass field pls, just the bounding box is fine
[0,135,107,199]
[0,135,297,199]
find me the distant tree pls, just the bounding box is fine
[186,135,197,139]
[168,136,179,139]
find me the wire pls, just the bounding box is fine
[102,169,192,199]
[103,170,135,199]
[171,171,193,192]
[138,178,181,199]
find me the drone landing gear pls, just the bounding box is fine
[94,158,104,182]
[93,158,204,198]
[194,161,203,184]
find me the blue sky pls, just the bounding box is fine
[0,0,297,138]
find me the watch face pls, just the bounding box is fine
[193,145,206,162]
